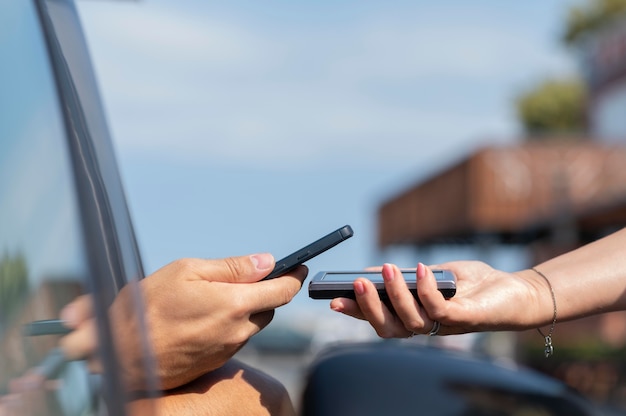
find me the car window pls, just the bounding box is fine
[42,0,146,291]
[0,1,160,414]
[0,1,94,415]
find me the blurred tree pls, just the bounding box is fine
[0,251,28,326]
[563,0,626,45]
[516,78,587,138]
[515,0,626,138]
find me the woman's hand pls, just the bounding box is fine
[330,261,547,337]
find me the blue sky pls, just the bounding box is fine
[75,0,578,318]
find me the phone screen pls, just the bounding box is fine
[316,270,451,282]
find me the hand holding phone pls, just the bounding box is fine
[263,225,354,280]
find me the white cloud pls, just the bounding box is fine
[80,2,279,67]
[77,1,575,172]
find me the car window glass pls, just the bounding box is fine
[43,0,145,289]
[0,1,94,414]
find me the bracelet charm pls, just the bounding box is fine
[532,267,557,358]
[543,334,554,358]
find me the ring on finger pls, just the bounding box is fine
[428,321,440,336]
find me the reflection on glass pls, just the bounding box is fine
[0,1,91,414]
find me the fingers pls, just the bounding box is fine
[248,310,275,333]
[58,295,98,361]
[329,298,366,320]
[416,263,449,326]
[58,317,98,361]
[60,295,93,328]
[242,265,308,313]
[350,276,407,338]
[380,264,430,335]
[334,278,411,338]
[177,253,276,284]
[332,264,441,338]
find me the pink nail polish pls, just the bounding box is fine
[382,263,394,282]
[354,281,365,295]
[417,263,426,280]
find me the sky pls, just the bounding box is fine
[75,0,579,322]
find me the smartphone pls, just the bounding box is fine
[308,269,456,300]
[23,319,73,336]
[263,225,354,280]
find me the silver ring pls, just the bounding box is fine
[407,332,416,338]
[428,321,440,336]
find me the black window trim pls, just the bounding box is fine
[32,0,154,413]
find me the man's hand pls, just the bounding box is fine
[59,253,307,391]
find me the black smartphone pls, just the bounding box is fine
[308,269,456,300]
[23,319,73,336]
[263,225,354,280]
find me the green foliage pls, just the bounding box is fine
[515,78,587,137]
[0,251,29,323]
[516,0,626,138]
[564,0,626,44]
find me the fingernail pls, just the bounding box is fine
[354,280,365,295]
[382,263,394,282]
[60,306,78,328]
[417,263,426,280]
[251,253,274,271]
[330,301,343,312]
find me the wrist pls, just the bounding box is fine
[513,268,557,328]
[530,267,557,357]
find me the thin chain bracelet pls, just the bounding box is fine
[532,267,557,357]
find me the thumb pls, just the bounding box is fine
[60,295,94,328]
[192,253,276,283]
[59,318,98,361]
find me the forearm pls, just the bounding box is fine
[529,227,626,324]
[128,360,295,416]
